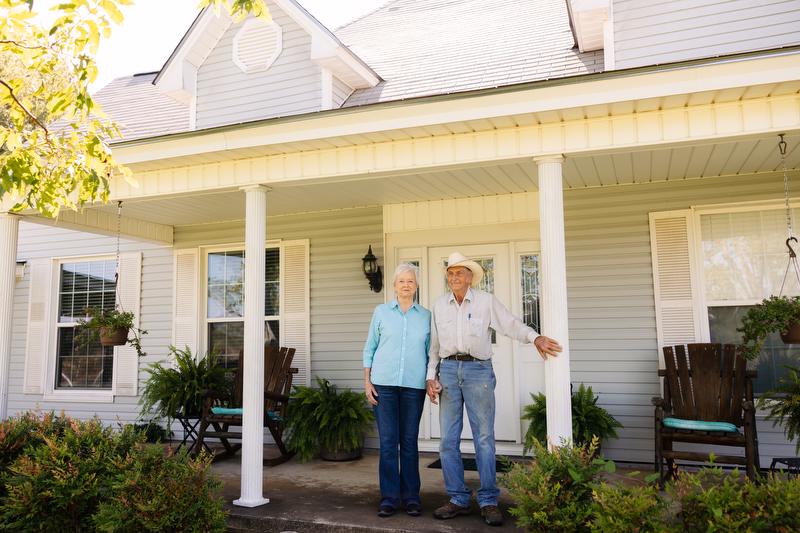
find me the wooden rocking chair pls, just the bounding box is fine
[194,344,297,466]
[653,343,760,484]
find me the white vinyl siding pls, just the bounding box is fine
[332,76,354,108]
[613,0,800,69]
[195,1,321,130]
[173,206,383,391]
[565,171,798,464]
[11,223,172,424]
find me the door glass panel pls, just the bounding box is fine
[520,254,541,332]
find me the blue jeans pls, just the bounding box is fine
[438,358,499,508]
[373,385,427,509]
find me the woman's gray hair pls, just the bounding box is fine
[392,263,419,285]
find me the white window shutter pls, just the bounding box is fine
[114,252,142,396]
[173,249,199,354]
[24,259,52,394]
[281,240,310,386]
[649,211,701,356]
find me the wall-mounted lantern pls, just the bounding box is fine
[362,245,383,293]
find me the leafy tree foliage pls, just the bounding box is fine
[1,0,270,218]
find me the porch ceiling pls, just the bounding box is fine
[85,133,800,228]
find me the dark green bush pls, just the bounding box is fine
[0,412,226,533]
[670,467,800,533]
[131,420,171,443]
[0,411,71,493]
[522,383,622,453]
[0,416,142,532]
[93,446,226,533]
[501,436,614,533]
[590,481,676,533]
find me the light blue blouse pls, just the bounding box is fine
[363,300,431,390]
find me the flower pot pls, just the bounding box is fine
[319,445,362,461]
[781,322,800,344]
[99,326,129,347]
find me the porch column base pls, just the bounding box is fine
[535,156,573,449]
[0,213,20,420]
[232,497,270,508]
[239,185,269,504]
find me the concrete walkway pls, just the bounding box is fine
[213,448,525,532]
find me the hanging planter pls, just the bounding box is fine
[781,322,800,344]
[99,325,129,347]
[77,308,147,357]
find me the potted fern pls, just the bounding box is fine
[758,365,800,453]
[285,378,375,462]
[522,383,622,454]
[77,307,147,357]
[739,296,800,360]
[139,346,230,422]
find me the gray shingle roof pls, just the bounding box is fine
[94,73,189,141]
[337,0,603,107]
[97,0,602,142]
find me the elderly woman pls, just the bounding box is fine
[363,263,431,518]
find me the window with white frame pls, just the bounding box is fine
[206,247,279,368]
[700,207,800,393]
[55,259,116,389]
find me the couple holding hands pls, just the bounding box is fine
[362,252,561,526]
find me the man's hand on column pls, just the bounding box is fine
[426,379,442,404]
[534,335,562,361]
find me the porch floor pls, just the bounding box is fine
[210,446,647,532]
[213,447,520,532]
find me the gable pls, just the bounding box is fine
[196,2,320,129]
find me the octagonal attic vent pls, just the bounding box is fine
[232,19,283,74]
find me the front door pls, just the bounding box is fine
[426,243,517,441]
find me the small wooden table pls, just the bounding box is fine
[173,413,212,454]
[770,457,800,477]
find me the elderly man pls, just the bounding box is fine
[427,251,562,527]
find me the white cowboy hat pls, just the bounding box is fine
[445,251,484,288]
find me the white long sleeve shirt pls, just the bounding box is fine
[426,288,539,380]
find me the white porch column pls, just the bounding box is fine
[234,185,269,508]
[535,156,574,448]
[0,214,20,420]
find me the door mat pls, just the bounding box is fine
[427,457,513,473]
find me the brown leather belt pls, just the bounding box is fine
[447,353,479,361]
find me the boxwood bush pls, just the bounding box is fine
[0,412,226,533]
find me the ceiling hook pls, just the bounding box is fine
[779,133,787,157]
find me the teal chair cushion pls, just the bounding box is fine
[663,417,739,433]
[211,407,243,416]
[210,407,282,421]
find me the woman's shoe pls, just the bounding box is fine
[405,502,422,516]
[377,505,395,518]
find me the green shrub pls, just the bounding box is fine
[93,446,226,533]
[670,467,800,533]
[590,481,676,533]
[522,383,622,453]
[0,416,143,532]
[0,412,226,533]
[0,412,71,493]
[758,365,800,453]
[131,420,171,443]
[501,436,614,533]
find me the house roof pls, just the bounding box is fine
[94,72,189,141]
[336,0,603,107]
[96,0,603,142]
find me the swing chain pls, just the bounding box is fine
[115,201,122,309]
[778,134,800,296]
